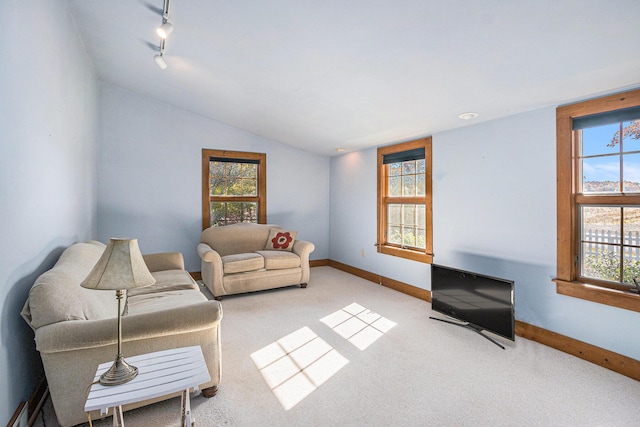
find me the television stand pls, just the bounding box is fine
[429,316,505,350]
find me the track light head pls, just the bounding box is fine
[156,22,174,39]
[154,54,168,70]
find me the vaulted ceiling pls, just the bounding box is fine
[67,0,640,156]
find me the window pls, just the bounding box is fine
[555,88,640,312]
[202,149,266,229]
[377,138,433,263]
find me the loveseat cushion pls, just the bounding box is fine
[255,250,301,270]
[201,223,279,256]
[222,253,264,274]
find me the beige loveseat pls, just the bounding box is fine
[197,223,315,299]
[21,240,222,427]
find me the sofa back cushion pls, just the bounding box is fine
[23,241,119,329]
[200,223,281,256]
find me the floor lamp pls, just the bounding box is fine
[81,238,156,385]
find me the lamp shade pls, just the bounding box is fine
[81,238,156,291]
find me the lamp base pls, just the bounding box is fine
[99,354,138,386]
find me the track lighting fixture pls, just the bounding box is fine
[156,21,173,39]
[154,53,168,70]
[154,0,172,69]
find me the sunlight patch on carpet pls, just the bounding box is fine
[250,326,349,410]
[320,303,396,350]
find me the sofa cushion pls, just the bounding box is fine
[127,270,199,296]
[23,241,118,329]
[125,290,207,316]
[222,253,264,274]
[255,250,301,270]
[264,229,297,251]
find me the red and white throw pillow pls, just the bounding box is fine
[265,229,297,251]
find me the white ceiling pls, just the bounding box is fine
[67,0,640,156]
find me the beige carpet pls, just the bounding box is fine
[36,266,640,426]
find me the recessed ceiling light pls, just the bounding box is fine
[458,112,479,120]
[336,148,345,152]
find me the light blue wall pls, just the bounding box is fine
[0,1,98,422]
[330,107,640,361]
[330,150,431,286]
[97,86,330,272]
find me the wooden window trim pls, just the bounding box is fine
[202,149,267,229]
[556,88,640,312]
[377,138,433,264]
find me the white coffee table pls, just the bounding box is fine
[84,346,211,427]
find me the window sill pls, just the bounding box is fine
[378,245,433,264]
[554,279,640,313]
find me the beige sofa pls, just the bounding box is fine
[197,223,315,299]
[21,240,222,427]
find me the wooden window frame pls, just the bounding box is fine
[555,88,640,313]
[202,149,267,229]
[377,137,433,263]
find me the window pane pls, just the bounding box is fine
[403,205,415,224]
[402,175,415,196]
[623,207,640,235]
[622,119,640,149]
[623,207,640,284]
[416,227,426,249]
[581,243,621,282]
[227,162,240,177]
[582,156,620,193]
[416,174,425,196]
[402,226,416,247]
[416,205,426,225]
[623,153,640,192]
[582,206,621,240]
[210,178,225,196]
[242,163,257,178]
[388,176,401,196]
[226,179,242,195]
[388,225,402,245]
[582,123,620,157]
[389,204,401,224]
[402,161,416,175]
[210,202,226,226]
[210,161,225,176]
[389,162,401,176]
[242,178,258,196]
[416,159,425,174]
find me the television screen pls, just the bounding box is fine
[431,264,515,342]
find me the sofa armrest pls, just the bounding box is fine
[293,240,315,284]
[197,243,225,296]
[34,300,222,353]
[293,239,315,260]
[143,252,185,272]
[197,243,219,263]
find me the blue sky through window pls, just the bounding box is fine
[581,120,640,188]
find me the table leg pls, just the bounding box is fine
[112,405,124,427]
[181,389,193,426]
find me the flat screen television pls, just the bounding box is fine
[430,264,515,349]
